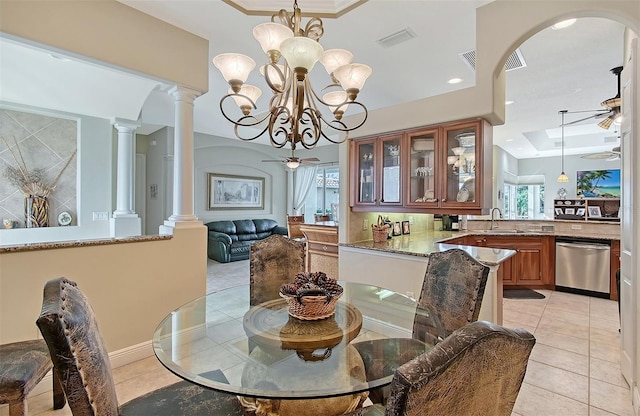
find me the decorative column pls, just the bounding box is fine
[110,118,141,237]
[160,86,202,233]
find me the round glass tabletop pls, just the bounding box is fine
[153,281,439,399]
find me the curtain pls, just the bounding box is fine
[293,165,318,215]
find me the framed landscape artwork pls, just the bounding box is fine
[208,173,264,210]
[576,169,620,198]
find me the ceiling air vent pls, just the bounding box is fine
[377,27,417,48]
[459,48,527,72]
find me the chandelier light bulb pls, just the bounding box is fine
[253,22,293,58]
[333,64,372,99]
[228,84,262,115]
[280,37,324,72]
[259,64,286,90]
[323,91,350,114]
[212,54,256,86]
[320,49,353,76]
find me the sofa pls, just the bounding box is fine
[205,219,288,263]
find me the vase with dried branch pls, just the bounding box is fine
[2,137,77,228]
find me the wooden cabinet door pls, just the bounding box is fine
[514,245,543,285]
[378,134,403,206]
[482,237,516,285]
[350,138,377,207]
[405,127,439,208]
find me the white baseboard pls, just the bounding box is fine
[29,340,153,398]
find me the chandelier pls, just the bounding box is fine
[212,0,372,151]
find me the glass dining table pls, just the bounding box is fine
[152,281,442,411]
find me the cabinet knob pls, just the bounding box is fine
[322,245,328,251]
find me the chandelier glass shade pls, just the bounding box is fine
[212,1,371,150]
[557,110,569,183]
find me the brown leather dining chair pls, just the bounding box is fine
[0,339,65,416]
[249,234,306,306]
[286,214,305,240]
[353,248,490,403]
[36,277,245,416]
[344,321,535,416]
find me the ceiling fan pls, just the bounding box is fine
[581,145,621,161]
[262,149,319,169]
[565,66,622,129]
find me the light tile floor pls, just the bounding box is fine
[7,259,634,416]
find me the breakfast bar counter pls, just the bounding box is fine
[339,231,516,325]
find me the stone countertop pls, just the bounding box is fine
[340,231,516,266]
[0,234,172,254]
[466,219,620,241]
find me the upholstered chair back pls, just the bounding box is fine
[386,321,535,416]
[36,277,119,416]
[250,234,306,305]
[414,248,489,340]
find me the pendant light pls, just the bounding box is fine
[557,110,569,183]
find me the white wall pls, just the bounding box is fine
[518,153,621,219]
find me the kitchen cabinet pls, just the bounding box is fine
[466,234,554,289]
[350,118,492,215]
[350,133,403,208]
[610,239,620,301]
[554,198,620,222]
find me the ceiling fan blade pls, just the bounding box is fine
[597,115,615,129]
[564,112,609,126]
[261,159,284,163]
[581,152,614,160]
[606,154,621,161]
[300,157,320,162]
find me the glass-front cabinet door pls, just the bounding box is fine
[379,135,402,205]
[405,128,438,208]
[351,138,376,206]
[440,120,482,209]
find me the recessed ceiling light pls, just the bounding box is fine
[505,100,515,105]
[448,78,463,84]
[552,19,576,30]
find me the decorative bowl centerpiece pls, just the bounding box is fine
[279,272,343,320]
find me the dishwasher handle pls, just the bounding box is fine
[556,242,610,250]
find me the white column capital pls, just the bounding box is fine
[111,118,141,132]
[168,86,202,102]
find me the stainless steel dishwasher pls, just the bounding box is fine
[555,238,610,296]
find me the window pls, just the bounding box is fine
[316,167,339,216]
[504,178,545,220]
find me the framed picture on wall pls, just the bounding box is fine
[207,173,264,210]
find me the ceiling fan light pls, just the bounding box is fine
[557,172,569,183]
[286,160,301,169]
[213,53,255,84]
[280,36,324,72]
[252,23,294,55]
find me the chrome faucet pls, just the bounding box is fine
[490,207,503,229]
